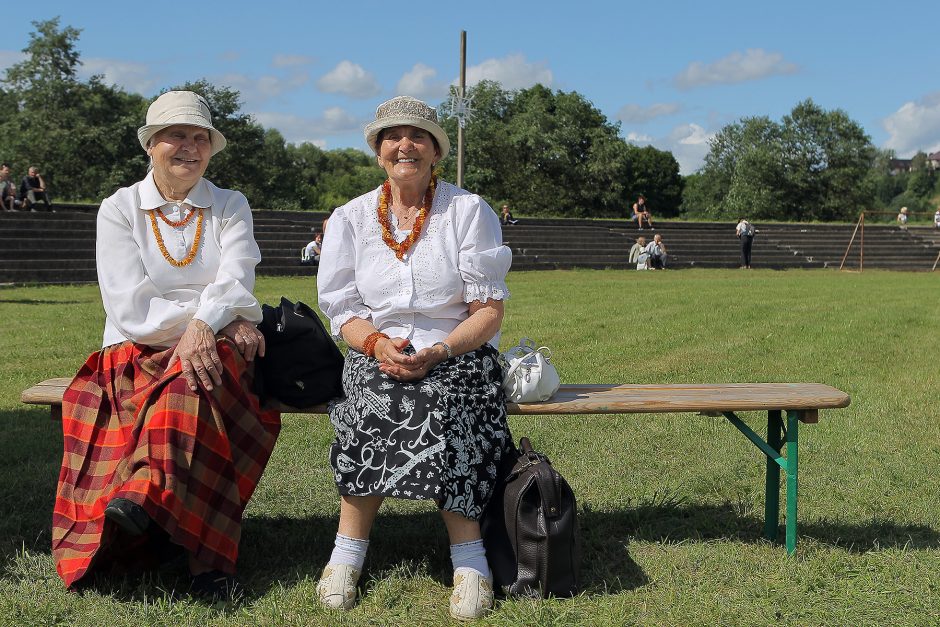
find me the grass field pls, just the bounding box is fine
[1,269,938,626]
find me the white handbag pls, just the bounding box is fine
[499,338,561,403]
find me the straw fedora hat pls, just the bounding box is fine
[364,96,450,159]
[137,91,227,156]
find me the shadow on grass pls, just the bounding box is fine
[602,498,940,553]
[4,405,938,599]
[0,299,85,305]
[0,408,61,569]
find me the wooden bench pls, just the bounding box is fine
[22,379,849,555]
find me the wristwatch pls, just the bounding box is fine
[433,341,453,359]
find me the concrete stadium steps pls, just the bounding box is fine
[2,211,938,284]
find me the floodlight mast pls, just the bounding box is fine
[457,30,466,188]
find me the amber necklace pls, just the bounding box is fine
[147,207,204,267]
[155,204,198,228]
[377,175,436,261]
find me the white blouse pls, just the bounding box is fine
[96,171,262,349]
[317,180,511,351]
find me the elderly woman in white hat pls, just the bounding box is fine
[316,96,513,619]
[51,91,279,598]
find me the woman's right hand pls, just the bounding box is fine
[168,319,223,392]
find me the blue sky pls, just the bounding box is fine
[3,0,939,174]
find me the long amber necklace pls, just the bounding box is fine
[377,175,436,261]
[147,207,204,267]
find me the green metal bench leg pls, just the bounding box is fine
[764,410,783,541]
[785,410,799,555]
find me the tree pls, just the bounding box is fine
[685,100,875,221]
[0,18,148,200]
[438,81,680,218]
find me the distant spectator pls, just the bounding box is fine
[500,203,518,225]
[20,166,52,212]
[0,163,17,211]
[302,231,323,264]
[644,233,667,269]
[735,217,756,269]
[896,206,908,230]
[629,236,648,269]
[632,195,654,230]
[933,208,939,230]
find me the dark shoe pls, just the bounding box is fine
[190,570,244,601]
[104,497,151,536]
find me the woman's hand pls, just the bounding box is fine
[220,319,266,362]
[168,319,223,392]
[376,340,447,382]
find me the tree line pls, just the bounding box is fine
[2,19,936,221]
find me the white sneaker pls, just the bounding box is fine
[316,563,361,610]
[449,568,494,621]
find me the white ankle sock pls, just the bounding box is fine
[450,539,491,580]
[328,533,369,570]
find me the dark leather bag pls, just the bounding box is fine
[254,297,344,408]
[481,437,581,598]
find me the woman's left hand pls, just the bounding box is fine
[220,319,266,362]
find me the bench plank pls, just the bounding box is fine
[22,379,849,417]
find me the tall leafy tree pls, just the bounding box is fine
[0,18,147,200]
[438,81,680,218]
[685,100,875,221]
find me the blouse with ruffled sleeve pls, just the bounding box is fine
[316,180,511,350]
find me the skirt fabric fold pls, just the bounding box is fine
[53,339,280,587]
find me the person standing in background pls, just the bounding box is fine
[735,217,756,269]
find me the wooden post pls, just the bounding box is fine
[859,211,864,272]
[839,212,864,271]
[457,30,466,189]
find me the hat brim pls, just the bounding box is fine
[364,117,450,160]
[137,123,227,157]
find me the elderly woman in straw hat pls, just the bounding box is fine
[316,96,513,619]
[51,91,279,598]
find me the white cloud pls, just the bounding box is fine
[617,103,681,124]
[665,123,713,174]
[0,50,25,72]
[462,54,553,90]
[882,92,940,157]
[624,123,713,175]
[80,58,159,94]
[273,54,314,68]
[316,61,381,98]
[625,131,654,143]
[254,107,362,146]
[396,63,450,101]
[220,51,240,62]
[218,71,309,106]
[674,49,798,90]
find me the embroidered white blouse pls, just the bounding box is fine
[317,180,511,351]
[96,171,263,349]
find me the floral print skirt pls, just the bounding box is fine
[327,344,511,520]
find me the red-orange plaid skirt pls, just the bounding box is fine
[52,339,280,587]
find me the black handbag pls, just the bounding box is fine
[481,437,581,598]
[254,297,344,408]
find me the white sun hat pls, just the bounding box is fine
[137,91,227,156]
[363,96,450,159]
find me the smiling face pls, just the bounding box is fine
[376,125,440,185]
[148,124,212,195]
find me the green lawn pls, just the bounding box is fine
[1,269,938,626]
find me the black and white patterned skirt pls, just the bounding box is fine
[327,343,511,520]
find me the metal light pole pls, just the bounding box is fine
[457,30,466,188]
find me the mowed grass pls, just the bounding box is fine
[0,269,938,626]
